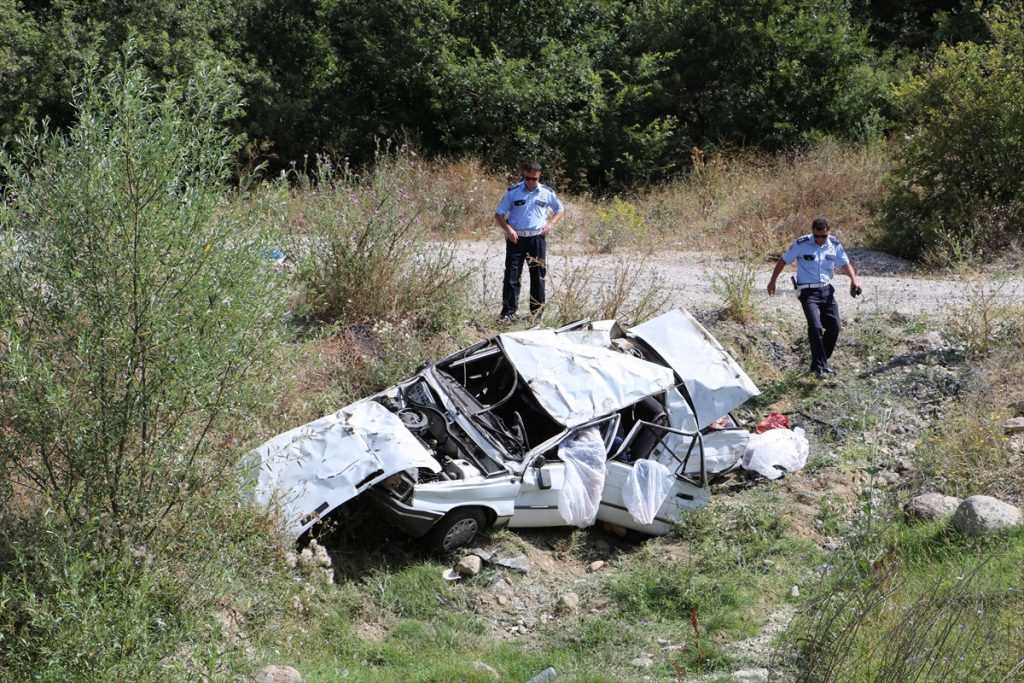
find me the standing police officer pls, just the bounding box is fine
[495,160,564,322]
[767,217,862,378]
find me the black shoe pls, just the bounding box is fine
[822,365,835,375]
[498,314,516,325]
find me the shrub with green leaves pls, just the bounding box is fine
[587,198,648,253]
[880,7,1024,263]
[0,52,285,547]
[290,152,472,332]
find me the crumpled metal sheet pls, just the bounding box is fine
[251,400,440,536]
[630,309,760,429]
[499,329,676,427]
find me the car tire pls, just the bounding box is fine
[427,508,487,553]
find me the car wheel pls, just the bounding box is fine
[427,508,487,553]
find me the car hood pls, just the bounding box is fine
[499,329,677,427]
[629,309,760,429]
[249,399,441,537]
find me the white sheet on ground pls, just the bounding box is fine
[629,309,760,429]
[250,400,441,536]
[556,426,607,527]
[742,427,809,480]
[500,330,675,427]
[623,459,675,525]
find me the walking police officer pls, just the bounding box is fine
[495,160,564,322]
[767,217,862,378]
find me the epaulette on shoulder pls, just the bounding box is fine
[507,183,518,191]
[796,235,812,244]
[828,235,840,245]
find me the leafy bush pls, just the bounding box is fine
[289,152,472,332]
[0,52,284,547]
[587,198,648,253]
[880,8,1024,263]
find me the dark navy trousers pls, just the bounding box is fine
[501,234,546,318]
[799,284,840,372]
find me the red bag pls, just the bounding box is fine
[755,412,790,433]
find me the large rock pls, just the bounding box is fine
[1003,417,1024,434]
[556,592,580,613]
[456,555,482,577]
[254,665,302,683]
[904,493,962,522]
[952,496,1023,536]
[732,669,769,683]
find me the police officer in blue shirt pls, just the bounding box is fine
[494,160,564,321]
[767,217,862,378]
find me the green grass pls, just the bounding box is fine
[781,518,1024,682]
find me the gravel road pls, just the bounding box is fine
[453,240,1024,321]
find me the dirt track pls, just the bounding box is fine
[454,239,1024,320]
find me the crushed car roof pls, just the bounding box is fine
[498,329,676,427]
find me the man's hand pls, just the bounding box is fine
[505,227,518,244]
[850,281,862,298]
[767,280,777,296]
[541,222,551,236]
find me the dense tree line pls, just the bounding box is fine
[0,0,1008,188]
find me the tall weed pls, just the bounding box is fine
[289,151,473,332]
[780,519,1024,682]
[547,255,669,325]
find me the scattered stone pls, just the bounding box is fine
[631,655,654,669]
[732,668,769,683]
[656,638,670,646]
[525,666,558,683]
[662,644,684,652]
[587,560,606,573]
[952,496,1023,536]
[876,471,900,487]
[254,665,302,683]
[456,555,483,577]
[468,547,494,563]
[1003,417,1024,435]
[494,554,531,574]
[473,661,500,680]
[496,595,509,606]
[556,592,580,613]
[789,585,800,598]
[284,551,298,570]
[907,330,944,352]
[821,537,841,552]
[894,456,915,473]
[905,492,961,522]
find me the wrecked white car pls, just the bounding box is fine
[250,309,759,551]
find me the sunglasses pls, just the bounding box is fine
[523,175,541,181]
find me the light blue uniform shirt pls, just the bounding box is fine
[496,181,563,237]
[782,234,849,286]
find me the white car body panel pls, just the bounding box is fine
[598,460,710,535]
[251,400,441,537]
[629,309,760,429]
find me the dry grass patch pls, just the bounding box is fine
[637,140,891,256]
